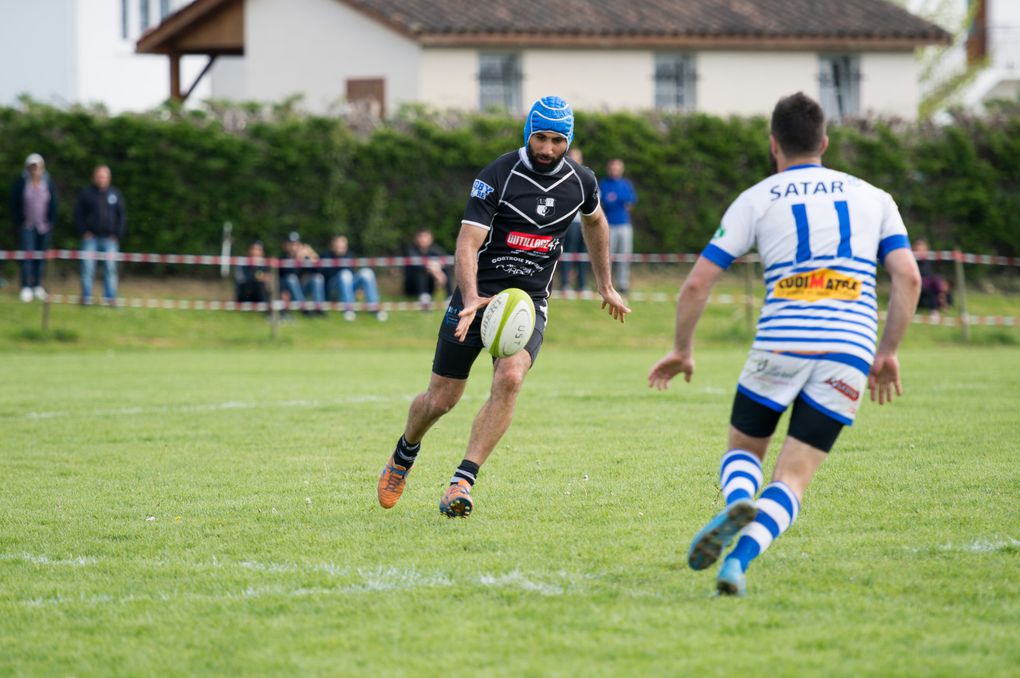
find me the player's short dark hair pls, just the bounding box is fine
[771,93,826,157]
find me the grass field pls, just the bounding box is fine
[2,284,1019,676]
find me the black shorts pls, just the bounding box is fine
[432,289,546,380]
[730,390,844,453]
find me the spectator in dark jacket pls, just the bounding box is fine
[913,238,952,315]
[74,165,125,304]
[234,240,270,305]
[11,153,58,303]
[403,228,451,302]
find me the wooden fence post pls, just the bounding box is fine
[40,250,51,333]
[270,266,280,341]
[954,252,970,342]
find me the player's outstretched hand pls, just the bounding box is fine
[599,287,631,323]
[868,353,902,405]
[648,350,695,389]
[455,295,491,342]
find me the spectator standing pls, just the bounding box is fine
[234,240,270,305]
[403,228,451,302]
[11,153,58,302]
[913,238,951,315]
[321,234,387,321]
[279,232,325,315]
[75,165,125,304]
[598,158,637,294]
[559,147,588,293]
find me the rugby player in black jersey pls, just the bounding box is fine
[378,96,631,517]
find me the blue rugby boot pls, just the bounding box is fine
[716,558,747,597]
[687,498,757,571]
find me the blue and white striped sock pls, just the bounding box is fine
[719,449,763,505]
[726,481,800,572]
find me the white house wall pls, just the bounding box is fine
[0,0,77,106]
[209,57,248,101]
[989,0,1020,69]
[75,0,209,112]
[697,51,818,117]
[245,0,421,113]
[521,50,653,111]
[418,48,654,112]
[0,0,206,111]
[419,50,478,110]
[415,47,922,118]
[859,52,920,119]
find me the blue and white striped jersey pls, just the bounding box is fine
[701,164,910,376]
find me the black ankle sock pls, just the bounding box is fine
[451,459,480,486]
[393,435,420,468]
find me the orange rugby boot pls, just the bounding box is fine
[377,456,410,509]
[439,479,474,518]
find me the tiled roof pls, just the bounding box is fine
[340,0,950,46]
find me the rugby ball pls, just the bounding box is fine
[480,288,536,359]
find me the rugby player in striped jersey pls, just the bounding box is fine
[649,92,921,596]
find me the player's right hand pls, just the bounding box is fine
[599,287,631,323]
[868,353,902,405]
[454,295,491,342]
[648,350,695,389]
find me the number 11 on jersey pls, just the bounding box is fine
[791,200,852,263]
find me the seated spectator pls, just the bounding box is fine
[280,231,325,315]
[403,228,451,302]
[913,238,951,314]
[321,234,387,321]
[234,240,270,305]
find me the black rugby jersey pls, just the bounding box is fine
[462,148,600,315]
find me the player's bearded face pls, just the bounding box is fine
[527,132,569,173]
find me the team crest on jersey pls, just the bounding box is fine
[470,179,494,200]
[536,197,556,218]
[774,268,862,302]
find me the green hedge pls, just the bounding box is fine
[2,99,1018,257]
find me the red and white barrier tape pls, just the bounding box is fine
[916,251,1020,266]
[876,309,1016,327]
[41,295,429,313]
[29,292,1018,327]
[908,314,1016,327]
[0,250,443,267]
[0,250,712,266]
[3,248,1019,267]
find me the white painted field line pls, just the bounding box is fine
[8,387,659,423]
[17,564,589,608]
[6,394,405,422]
[0,552,98,566]
[8,551,594,607]
[478,570,566,596]
[938,538,1020,553]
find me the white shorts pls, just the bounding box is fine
[736,350,867,426]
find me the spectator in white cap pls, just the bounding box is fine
[10,153,58,302]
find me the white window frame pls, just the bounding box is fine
[478,53,522,113]
[654,53,697,112]
[819,54,861,121]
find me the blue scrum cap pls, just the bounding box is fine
[523,96,574,147]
